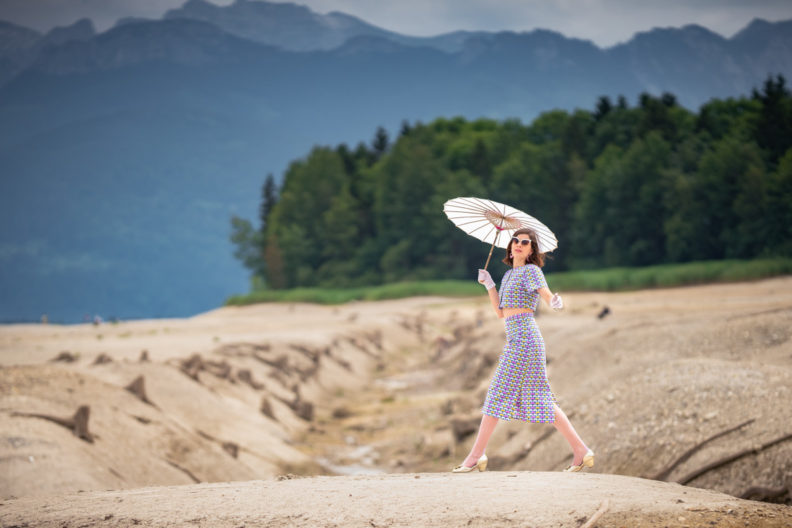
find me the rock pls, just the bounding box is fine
[332,407,353,419]
[450,416,479,443]
[237,369,265,390]
[125,375,154,406]
[294,400,314,421]
[221,442,239,458]
[260,397,275,420]
[50,351,79,363]
[92,353,112,365]
[12,405,94,443]
[180,354,203,381]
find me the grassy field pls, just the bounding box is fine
[225,257,792,306]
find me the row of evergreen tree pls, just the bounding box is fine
[231,75,792,289]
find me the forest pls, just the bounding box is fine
[230,75,792,290]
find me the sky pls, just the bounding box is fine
[1,0,792,47]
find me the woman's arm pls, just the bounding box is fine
[538,286,554,305]
[487,287,505,318]
[478,269,504,318]
[538,286,563,310]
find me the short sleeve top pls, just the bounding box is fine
[498,263,548,310]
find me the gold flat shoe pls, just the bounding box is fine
[563,449,594,472]
[452,454,488,473]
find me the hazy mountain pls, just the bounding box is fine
[163,0,396,51]
[611,19,792,101]
[113,16,156,28]
[729,18,792,82]
[41,18,95,47]
[0,19,40,52]
[0,18,97,84]
[608,24,748,101]
[162,0,483,53]
[0,20,40,84]
[28,18,273,74]
[0,5,791,323]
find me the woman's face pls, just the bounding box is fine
[511,233,532,259]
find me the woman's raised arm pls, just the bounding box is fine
[478,269,504,318]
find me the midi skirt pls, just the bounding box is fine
[481,312,557,422]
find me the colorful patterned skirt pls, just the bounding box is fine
[481,312,557,422]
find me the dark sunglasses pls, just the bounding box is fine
[511,237,531,246]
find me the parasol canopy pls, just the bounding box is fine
[443,197,558,269]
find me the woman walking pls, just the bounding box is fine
[452,228,594,473]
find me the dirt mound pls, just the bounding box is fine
[1,471,790,528]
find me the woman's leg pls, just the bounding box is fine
[552,403,590,464]
[462,414,499,467]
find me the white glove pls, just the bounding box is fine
[550,293,564,311]
[477,269,495,290]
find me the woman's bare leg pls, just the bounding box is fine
[462,414,499,467]
[552,403,590,465]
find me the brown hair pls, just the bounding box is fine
[502,228,545,267]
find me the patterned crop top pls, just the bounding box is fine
[498,264,548,310]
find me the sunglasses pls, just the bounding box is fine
[511,237,531,246]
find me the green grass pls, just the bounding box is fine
[548,257,792,292]
[225,280,482,306]
[225,257,792,306]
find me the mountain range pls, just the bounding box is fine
[1,0,791,323]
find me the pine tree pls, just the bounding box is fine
[752,74,792,164]
[259,173,278,232]
[372,126,389,159]
[594,96,613,121]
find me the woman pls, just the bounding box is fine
[452,228,594,473]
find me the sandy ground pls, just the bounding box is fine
[1,276,791,526]
[2,472,791,528]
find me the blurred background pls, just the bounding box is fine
[0,0,791,323]
[2,0,792,511]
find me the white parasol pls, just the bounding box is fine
[443,196,558,270]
